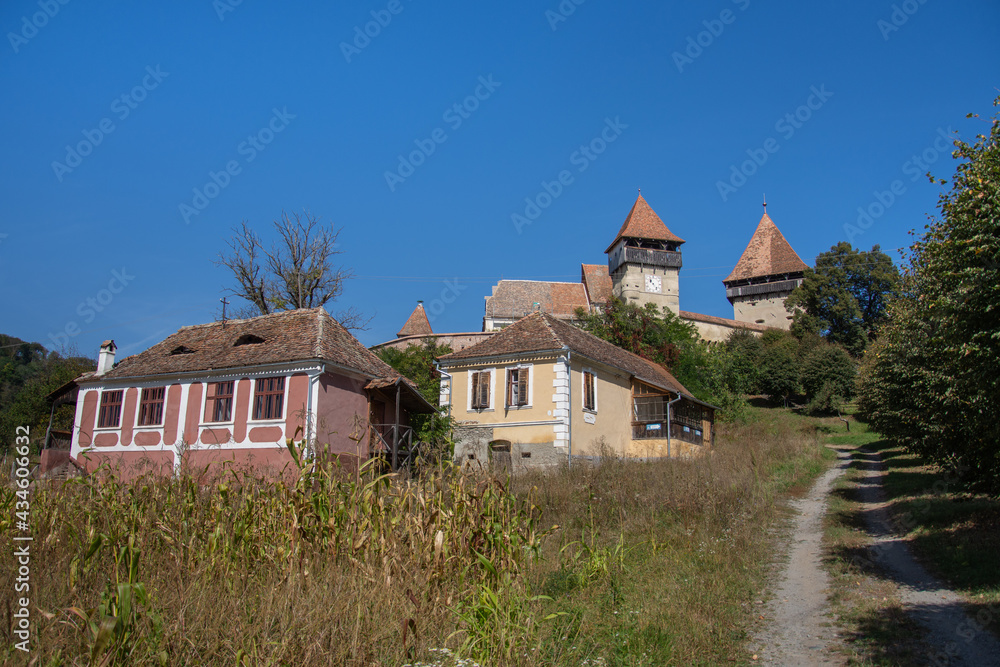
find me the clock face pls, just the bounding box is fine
[645,275,662,294]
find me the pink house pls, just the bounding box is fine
[66,308,434,481]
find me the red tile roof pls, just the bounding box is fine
[397,302,433,337]
[581,264,614,306]
[485,280,590,320]
[439,312,693,398]
[89,308,414,389]
[724,212,808,283]
[605,194,685,253]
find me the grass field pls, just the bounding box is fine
[1,408,832,666]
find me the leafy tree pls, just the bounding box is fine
[758,344,800,406]
[574,298,714,397]
[800,345,855,407]
[858,99,1000,494]
[719,328,764,395]
[216,211,369,330]
[376,339,454,453]
[376,339,452,405]
[0,335,95,453]
[787,243,899,356]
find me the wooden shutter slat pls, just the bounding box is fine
[518,368,528,406]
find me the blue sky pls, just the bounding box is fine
[2,0,998,357]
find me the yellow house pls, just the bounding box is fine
[436,312,716,470]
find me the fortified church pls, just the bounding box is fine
[376,193,809,350]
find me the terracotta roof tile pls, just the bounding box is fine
[91,308,404,384]
[485,280,590,320]
[581,264,613,306]
[724,212,808,283]
[605,194,685,253]
[439,312,693,398]
[397,302,433,337]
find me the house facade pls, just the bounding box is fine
[67,308,433,481]
[437,312,715,471]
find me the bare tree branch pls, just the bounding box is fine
[334,306,374,332]
[215,211,364,323]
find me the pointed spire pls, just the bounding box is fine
[724,208,808,283]
[605,193,685,253]
[397,301,433,338]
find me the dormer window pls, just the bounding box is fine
[234,334,265,347]
[170,345,196,355]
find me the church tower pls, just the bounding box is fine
[723,205,808,329]
[605,193,684,315]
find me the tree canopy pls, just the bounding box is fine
[216,211,369,330]
[787,242,899,356]
[857,99,1000,495]
[0,334,95,453]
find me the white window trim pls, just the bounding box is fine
[248,375,289,423]
[582,367,598,413]
[200,378,239,427]
[134,385,167,429]
[504,363,533,410]
[94,388,126,431]
[467,367,496,412]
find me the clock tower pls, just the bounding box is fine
[606,193,684,315]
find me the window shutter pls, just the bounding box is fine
[517,368,528,406]
[480,371,491,408]
[505,370,513,407]
[472,372,481,409]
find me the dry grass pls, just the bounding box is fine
[1,409,830,666]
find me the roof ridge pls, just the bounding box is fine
[724,211,807,283]
[498,279,585,285]
[176,307,323,331]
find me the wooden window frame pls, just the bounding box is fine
[252,376,285,421]
[583,370,597,412]
[470,370,491,410]
[505,367,529,408]
[137,386,165,427]
[205,381,235,423]
[97,390,123,428]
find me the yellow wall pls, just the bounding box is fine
[445,354,560,445]
[567,358,631,457]
[443,352,712,462]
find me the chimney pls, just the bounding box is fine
[97,340,117,375]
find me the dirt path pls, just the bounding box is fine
[751,449,851,666]
[850,447,1000,666]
